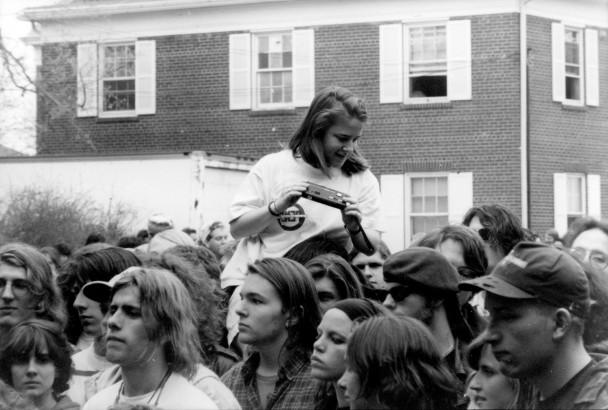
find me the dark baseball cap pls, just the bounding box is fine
[460,242,590,317]
[383,247,459,294]
[81,269,133,304]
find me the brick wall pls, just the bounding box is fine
[527,15,608,235]
[38,13,537,222]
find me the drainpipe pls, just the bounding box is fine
[520,0,529,228]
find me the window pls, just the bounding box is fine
[552,23,599,106]
[379,20,471,104]
[379,172,473,250]
[76,40,156,118]
[410,176,449,239]
[554,173,601,236]
[254,33,293,107]
[564,28,583,102]
[229,29,314,110]
[101,44,136,113]
[408,25,447,98]
[566,174,585,227]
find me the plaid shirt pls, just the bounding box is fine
[221,349,319,410]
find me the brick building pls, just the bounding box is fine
[24,0,607,252]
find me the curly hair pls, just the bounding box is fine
[288,85,369,177]
[0,243,66,329]
[111,268,201,378]
[247,258,322,352]
[346,315,460,410]
[305,253,363,301]
[0,319,72,395]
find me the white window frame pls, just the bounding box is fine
[566,173,587,223]
[405,173,450,244]
[404,21,449,104]
[564,26,585,106]
[554,173,602,236]
[251,31,294,110]
[98,42,137,118]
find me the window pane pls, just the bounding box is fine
[424,196,436,212]
[270,52,283,68]
[259,73,270,88]
[271,71,282,87]
[284,72,293,102]
[260,87,270,104]
[412,178,424,196]
[412,197,423,213]
[258,53,269,69]
[258,36,269,53]
[283,51,292,68]
[410,75,447,97]
[437,196,448,213]
[567,176,583,213]
[437,177,447,195]
[565,42,580,65]
[565,77,580,100]
[271,86,282,103]
[282,34,292,52]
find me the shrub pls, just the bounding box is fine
[0,186,136,248]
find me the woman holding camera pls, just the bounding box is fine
[222,86,381,289]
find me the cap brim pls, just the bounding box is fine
[459,275,535,299]
[81,281,112,304]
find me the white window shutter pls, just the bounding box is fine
[447,20,471,101]
[587,174,602,220]
[448,172,473,224]
[135,40,156,115]
[552,23,565,102]
[380,174,405,253]
[585,28,599,106]
[77,43,98,117]
[379,24,403,103]
[554,173,568,236]
[229,33,251,110]
[293,29,315,107]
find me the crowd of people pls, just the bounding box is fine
[1,86,608,410]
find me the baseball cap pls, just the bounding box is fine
[383,247,460,293]
[148,213,173,235]
[460,241,590,317]
[81,268,137,303]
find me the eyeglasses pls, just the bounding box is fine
[0,278,34,298]
[570,247,608,271]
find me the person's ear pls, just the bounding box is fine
[552,308,572,340]
[285,305,304,328]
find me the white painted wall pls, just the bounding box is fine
[0,153,251,233]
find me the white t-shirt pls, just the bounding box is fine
[221,149,382,288]
[67,344,114,405]
[82,372,218,410]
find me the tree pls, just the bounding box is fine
[0,186,137,248]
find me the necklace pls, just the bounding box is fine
[114,368,171,406]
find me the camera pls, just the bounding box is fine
[302,182,348,210]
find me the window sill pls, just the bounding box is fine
[96,115,140,123]
[249,109,298,117]
[400,101,453,110]
[561,103,587,112]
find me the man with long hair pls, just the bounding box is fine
[82,268,217,409]
[221,257,322,409]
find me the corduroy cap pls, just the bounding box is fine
[460,241,590,317]
[383,247,460,293]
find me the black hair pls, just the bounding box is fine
[462,204,525,256]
